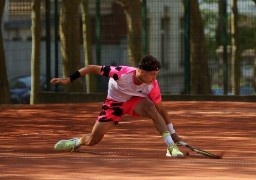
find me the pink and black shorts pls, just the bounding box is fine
[97,96,144,123]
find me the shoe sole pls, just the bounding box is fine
[166,153,184,158]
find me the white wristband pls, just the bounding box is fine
[167,123,176,134]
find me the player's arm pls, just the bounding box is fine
[78,65,102,76]
[50,65,102,85]
[155,101,183,143]
[155,102,170,124]
[148,82,168,120]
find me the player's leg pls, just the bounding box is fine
[133,98,168,134]
[79,120,117,146]
[132,97,183,157]
[134,98,183,144]
[79,98,123,146]
[54,98,121,152]
[54,120,117,152]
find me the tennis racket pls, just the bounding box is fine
[177,142,223,159]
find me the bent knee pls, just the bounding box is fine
[142,98,157,110]
[136,98,158,115]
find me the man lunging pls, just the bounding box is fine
[51,55,185,157]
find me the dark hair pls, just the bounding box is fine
[138,55,161,71]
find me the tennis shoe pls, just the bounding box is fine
[54,138,79,152]
[166,143,184,157]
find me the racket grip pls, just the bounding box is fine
[176,141,187,146]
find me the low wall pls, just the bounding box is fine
[38,92,256,103]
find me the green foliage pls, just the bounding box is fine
[238,15,256,52]
[200,6,219,59]
[199,1,256,59]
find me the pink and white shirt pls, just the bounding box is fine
[100,66,162,104]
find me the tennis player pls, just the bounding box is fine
[50,55,184,157]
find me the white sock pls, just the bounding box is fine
[162,131,174,146]
[167,123,176,134]
[75,138,81,146]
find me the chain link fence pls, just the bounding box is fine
[3,0,256,99]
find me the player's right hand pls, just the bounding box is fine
[50,78,70,85]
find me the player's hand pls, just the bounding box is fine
[50,78,70,85]
[171,133,185,144]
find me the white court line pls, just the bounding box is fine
[0,154,256,165]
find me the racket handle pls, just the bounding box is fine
[176,141,187,146]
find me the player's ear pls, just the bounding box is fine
[139,69,145,75]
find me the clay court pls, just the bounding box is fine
[0,101,256,179]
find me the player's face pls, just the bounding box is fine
[140,70,159,84]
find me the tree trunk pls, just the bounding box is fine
[80,0,95,93]
[254,47,256,92]
[231,0,240,95]
[115,0,142,66]
[190,0,212,94]
[215,0,222,47]
[0,0,10,104]
[60,0,83,92]
[30,0,41,104]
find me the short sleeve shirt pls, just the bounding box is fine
[100,65,162,104]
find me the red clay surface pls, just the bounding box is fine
[0,101,256,180]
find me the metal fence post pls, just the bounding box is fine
[141,0,148,56]
[45,0,51,90]
[95,0,101,92]
[221,0,228,95]
[96,0,101,65]
[54,0,59,91]
[184,0,190,94]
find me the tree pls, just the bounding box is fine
[190,0,212,94]
[230,0,240,95]
[59,0,83,92]
[0,0,10,104]
[215,0,223,47]
[253,0,256,92]
[30,0,41,104]
[80,0,95,93]
[115,0,142,66]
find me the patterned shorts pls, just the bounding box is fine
[97,96,144,123]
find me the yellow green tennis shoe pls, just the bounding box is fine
[54,138,79,152]
[166,143,184,157]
